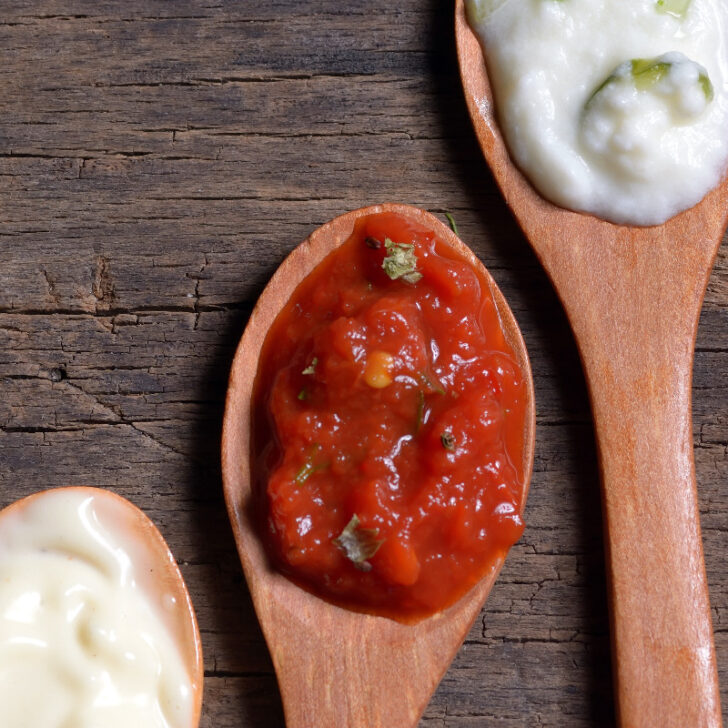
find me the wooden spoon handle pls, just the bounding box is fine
[585,333,721,727]
[549,229,724,727]
[454,7,728,721]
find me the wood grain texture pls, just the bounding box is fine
[221,203,535,728]
[0,1,726,725]
[456,2,728,726]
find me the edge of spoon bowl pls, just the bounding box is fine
[0,486,204,728]
[454,0,728,270]
[221,202,535,728]
[455,4,728,726]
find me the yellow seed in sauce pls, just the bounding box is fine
[364,351,394,389]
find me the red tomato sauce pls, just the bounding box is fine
[253,212,527,622]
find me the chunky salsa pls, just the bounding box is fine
[253,211,527,622]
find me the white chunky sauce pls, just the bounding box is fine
[466,0,728,225]
[0,490,193,728]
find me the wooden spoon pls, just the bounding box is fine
[456,3,728,726]
[0,486,204,726]
[221,203,535,728]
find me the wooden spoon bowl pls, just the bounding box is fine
[221,202,535,728]
[0,486,204,726]
[455,2,728,726]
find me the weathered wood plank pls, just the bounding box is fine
[1,1,726,725]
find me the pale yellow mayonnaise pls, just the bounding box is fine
[0,490,194,728]
[466,0,728,225]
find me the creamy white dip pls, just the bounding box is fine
[466,0,728,225]
[0,490,193,728]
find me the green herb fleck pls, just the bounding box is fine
[293,444,324,484]
[419,371,446,396]
[445,212,458,235]
[631,58,670,91]
[699,72,714,102]
[294,460,314,483]
[333,514,384,571]
[441,431,456,451]
[302,357,318,376]
[297,389,308,401]
[382,238,422,284]
[415,390,426,433]
[584,72,617,110]
[656,0,691,18]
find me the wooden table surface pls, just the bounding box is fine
[2,2,726,726]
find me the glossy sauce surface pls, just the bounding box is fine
[254,212,527,621]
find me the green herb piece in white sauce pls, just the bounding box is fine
[656,0,691,18]
[585,54,713,112]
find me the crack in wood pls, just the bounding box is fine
[92,255,115,312]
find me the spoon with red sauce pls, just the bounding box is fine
[222,203,535,727]
[456,2,728,725]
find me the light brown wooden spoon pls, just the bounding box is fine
[0,486,204,727]
[221,202,535,728]
[456,3,728,726]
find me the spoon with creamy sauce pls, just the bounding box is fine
[222,203,535,727]
[456,2,728,725]
[0,486,204,728]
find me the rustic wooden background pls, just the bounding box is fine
[2,2,726,726]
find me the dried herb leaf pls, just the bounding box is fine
[302,357,318,376]
[297,389,308,401]
[445,212,458,235]
[382,238,422,284]
[333,514,384,571]
[441,431,455,450]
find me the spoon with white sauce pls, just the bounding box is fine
[456,1,728,725]
[222,203,535,727]
[0,486,203,728]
